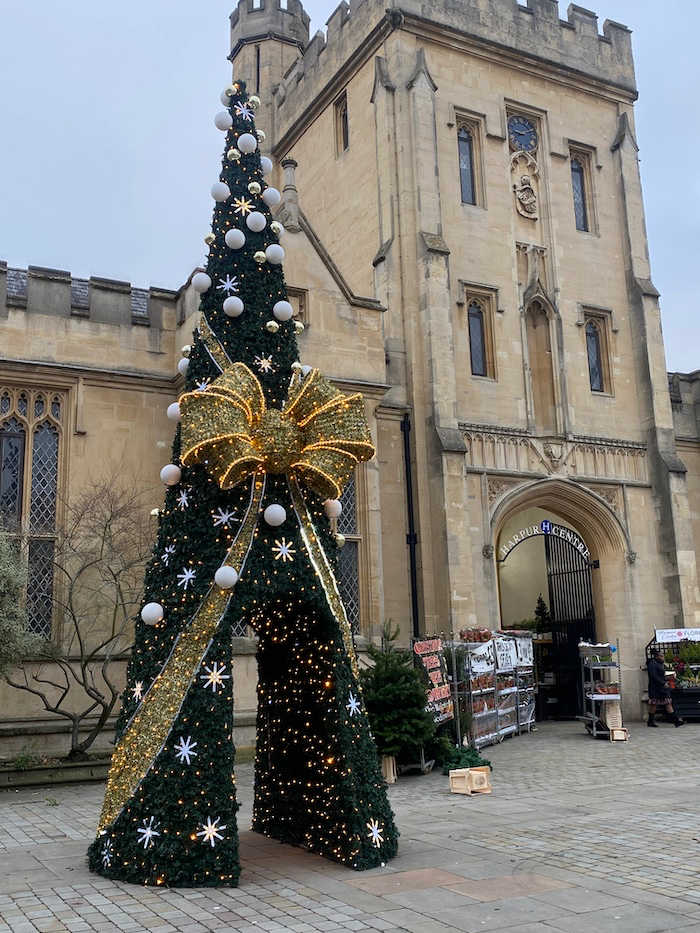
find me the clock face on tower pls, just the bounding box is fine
[508,115,538,153]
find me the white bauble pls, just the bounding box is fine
[260,156,273,175]
[141,602,164,626]
[324,499,343,520]
[237,133,258,153]
[262,186,281,207]
[220,88,233,105]
[215,566,239,589]
[225,228,246,249]
[301,364,313,377]
[166,402,181,421]
[192,272,212,293]
[223,295,244,317]
[214,110,233,131]
[273,300,293,322]
[211,182,231,202]
[246,211,266,232]
[160,463,182,485]
[265,244,285,265]
[177,357,190,376]
[263,504,287,527]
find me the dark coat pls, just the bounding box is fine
[647,657,670,698]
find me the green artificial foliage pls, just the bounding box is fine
[360,629,436,759]
[534,594,552,632]
[440,745,492,775]
[0,532,42,677]
[87,79,397,887]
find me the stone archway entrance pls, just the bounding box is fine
[492,479,631,719]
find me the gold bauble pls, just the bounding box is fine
[150,508,161,517]
[291,361,302,371]
[294,321,305,335]
[249,95,261,109]
[181,344,192,357]
[204,233,216,245]
[227,148,241,162]
[270,221,283,236]
[265,320,280,333]
[254,251,267,264]
[248,181,262,195]
[335,534,346,549]
[256,129,266,142]
[225,85,237,98]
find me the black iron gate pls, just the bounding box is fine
[545,533,596,717]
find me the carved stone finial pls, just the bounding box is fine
[278,158,300,232]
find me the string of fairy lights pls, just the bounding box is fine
[88,78,397,888]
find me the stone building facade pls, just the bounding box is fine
[1,0,698,750]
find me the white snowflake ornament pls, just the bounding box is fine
[136,816,161,850]
[196,816,227,848]
[200,662,230,693]
[177,567,196,590]
[174,735,198,765]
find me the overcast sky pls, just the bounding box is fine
[0,1,697,371]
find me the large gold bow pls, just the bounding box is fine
[179,363,374,500]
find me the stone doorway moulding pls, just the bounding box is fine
[490,477,631,644]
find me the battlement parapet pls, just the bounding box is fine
[230,0,310,58]
[0,262,180,329]
[268,0,635,148]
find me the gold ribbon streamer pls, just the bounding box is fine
[97,474,265,833]
[179,365,374,501]
[288,477,361,684]
[197,314,230,373]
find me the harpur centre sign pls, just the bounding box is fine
[498,519,590,562]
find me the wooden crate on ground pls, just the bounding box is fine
[449,766,492,796]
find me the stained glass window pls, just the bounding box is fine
[458,126,476,205]
[468,302,487,377]
[586,321,604,392]
[571,157,588,232]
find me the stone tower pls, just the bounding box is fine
[229,0,310,152]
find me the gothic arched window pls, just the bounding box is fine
[571,157,589,232]
[458,126,476,205]
[586,320,604,392]
[468,302,487,377]
[0,387,63,638]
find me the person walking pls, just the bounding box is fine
[647,649,684,727]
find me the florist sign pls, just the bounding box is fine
[498,519,590,562]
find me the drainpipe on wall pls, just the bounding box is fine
[401,414,420,638]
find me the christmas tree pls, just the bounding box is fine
[87,80,398,887]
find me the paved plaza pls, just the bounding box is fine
[1,722,700,933]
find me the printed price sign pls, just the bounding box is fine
[414,637,454,724]
[655,628,700,644]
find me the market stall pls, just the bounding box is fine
[645,628,700,721]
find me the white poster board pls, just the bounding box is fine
[655,628,700,644]
[468,640,495,674]
[515,636,534,667]
[495,637,518,672]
